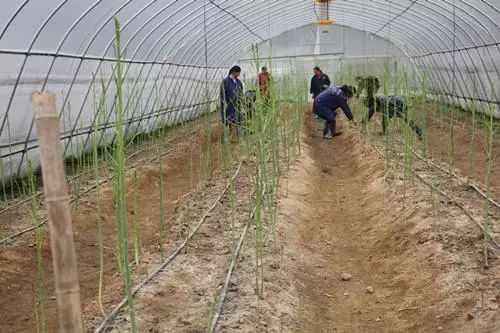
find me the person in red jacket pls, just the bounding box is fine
[257,66,270,101]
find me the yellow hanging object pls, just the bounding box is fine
[314,0,336,26]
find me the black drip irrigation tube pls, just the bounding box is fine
[209,184,267,332]
[403,141,500,211]
[371,144,500,251]
[93,161,243,333]
[0,128,198,245]
[0,123,203,216]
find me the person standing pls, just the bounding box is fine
[220,65,244,142]
[310,66,331,99]
[313,85,356,139]
[310,66,331,119]
[257,66,271,101]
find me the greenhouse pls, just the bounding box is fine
[0,0,499,332]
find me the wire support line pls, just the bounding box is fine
[207,0,265,42]
[411,41,500,59]
[373,0,418,35]
[427,91,500,106]
[0,101,215,155]
[0,49,226,69]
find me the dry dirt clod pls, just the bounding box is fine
[340,273,352,281]
[366,286,375,294]
[488,303,498,311]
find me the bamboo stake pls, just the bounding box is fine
[32,91,84,333]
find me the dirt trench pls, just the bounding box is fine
[286,117,442,332]
[96,112,499,332]
[269,115,499,332]
[1,109,498,332]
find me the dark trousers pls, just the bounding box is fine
[313,102,336,135]
[367,103,423,140]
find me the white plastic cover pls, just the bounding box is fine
[0,1,499,181]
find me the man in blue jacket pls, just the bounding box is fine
[220,65,244,142]
[313,85,356,139]
[310,66,331,99]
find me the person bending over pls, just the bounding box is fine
[355,75,380,122]
[355,75,423,140]
[375,95,423,140]
[313,85,356,139]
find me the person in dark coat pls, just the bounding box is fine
[244,89,257,120]
[312,85,356,139]
[355,75,380,122]
[310,66,331,99]
[375,95,423,140]
[220,65,244,141]
[356,75,423,140]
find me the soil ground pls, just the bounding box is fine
[422,110,500,195]
[0,117,225,332]
[280,115,499,332]
[363,101,500,195]
[1,107,499,332]
[213,113,498,332]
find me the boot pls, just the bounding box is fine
[415,126,424,141]
[323,121,333,139]
[323,125,329,137]
[330,120,342,137]
[323,123,332,139]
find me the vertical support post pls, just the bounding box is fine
[32,91,84,333]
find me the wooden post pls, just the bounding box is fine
[32,91,84,333]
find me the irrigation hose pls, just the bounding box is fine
[407,142,500,210]
[0,125,202,217]
[93,161,243,333]
[0,145,179,245]
[0,119,214,244]
[372,144,500,250]
[390,136,500,210]
[209,184,266,333]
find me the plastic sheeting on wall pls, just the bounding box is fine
[1,1,500,182]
